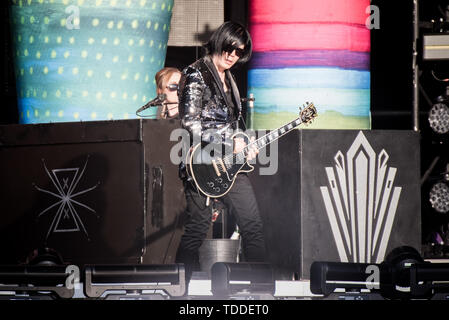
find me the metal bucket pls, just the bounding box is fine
[198,239,240,276]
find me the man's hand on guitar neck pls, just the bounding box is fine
[234,136,258,161]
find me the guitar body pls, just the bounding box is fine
[186,102,317,198]
[186,132,254,198]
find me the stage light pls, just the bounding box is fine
[83,264,186,299]
[210,262,275,298]
[310,246,430,300]
[423,34,449,60]
[310,261,382,297]
[428,102,449,134]
[410,262,449,299]
[429,182,449,213]
[0,265,75,299]
[25,247,64,266]
[378,246,425,300]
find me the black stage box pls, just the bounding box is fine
[0,119,185,266]
[249,129,421,280]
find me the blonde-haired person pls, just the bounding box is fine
[155,67,182,119]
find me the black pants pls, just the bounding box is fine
[175,174,266,280]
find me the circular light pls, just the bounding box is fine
[429,182,449,213]
[428,102,449,134]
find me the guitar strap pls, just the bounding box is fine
[226,69,246,131]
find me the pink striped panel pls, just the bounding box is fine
[249,0,370,25]
[250,23,370,52]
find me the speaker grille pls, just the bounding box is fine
[168,0,224,47]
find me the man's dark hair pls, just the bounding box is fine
[204,21,252,64]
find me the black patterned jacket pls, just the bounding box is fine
[178,55,243,147]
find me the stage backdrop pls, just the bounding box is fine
[248,0,371,130]
[9,0,173,124]
[249,130,421,279]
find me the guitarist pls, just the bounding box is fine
[175,21,266,283]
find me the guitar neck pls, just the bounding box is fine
[224,118,302,168]
[245,117,303,154]
[224,103,316,166]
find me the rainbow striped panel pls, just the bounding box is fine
[247,0,371,130]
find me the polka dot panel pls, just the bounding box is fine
[10,0,173,123]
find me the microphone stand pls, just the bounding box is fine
[162,102,179,119]
[136,94,167,117]
[135,104,161,118]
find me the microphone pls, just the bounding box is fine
[248,93,254,109]
[136,93,167,113]
[241,95,255,104]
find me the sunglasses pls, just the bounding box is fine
[224,44,245,58]
[166,83,178,91]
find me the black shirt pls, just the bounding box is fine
[224,76,237,124]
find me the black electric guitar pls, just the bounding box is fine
[186,102,318,198]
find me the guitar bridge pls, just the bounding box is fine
[212,160,221,177]
[212,158,227,177]
[218,158,227,173]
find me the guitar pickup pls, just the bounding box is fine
[212,158,227,177]
[212,159,221,177]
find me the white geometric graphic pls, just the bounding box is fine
[320,131,402,263]
[33,156,99,241]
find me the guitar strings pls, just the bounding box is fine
[220,117,304,168]
[217,104,316,169]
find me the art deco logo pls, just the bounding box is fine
[33,156,99,241]
[320,131,402,264]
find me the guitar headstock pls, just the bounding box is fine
[299,102,318,125]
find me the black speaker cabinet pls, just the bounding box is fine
[0,119,185,266]
[249,129,421,280]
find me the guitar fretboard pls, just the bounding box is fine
[221,103,317,169]
[252,117,303,151]
[222,117,303,169]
